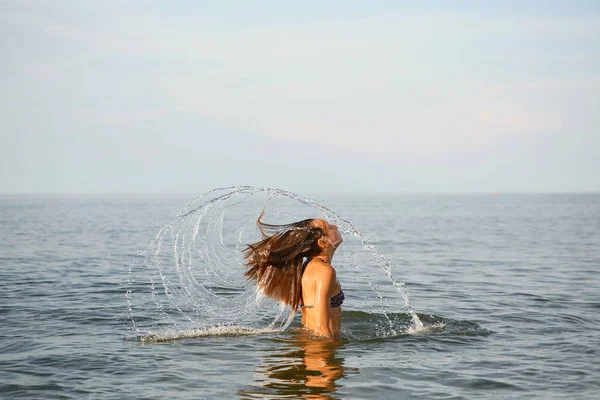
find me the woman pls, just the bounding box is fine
[244,213,344,338]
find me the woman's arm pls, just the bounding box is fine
[312,266,336,337]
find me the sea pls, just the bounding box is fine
[1,191,598,399]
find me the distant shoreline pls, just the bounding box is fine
[1,191,599,199]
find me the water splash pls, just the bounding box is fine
[125,186,423,340]
[138,326,282,343]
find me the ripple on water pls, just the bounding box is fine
[132,310,493,345]
[341,311,493,342]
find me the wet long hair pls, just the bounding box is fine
[244,212,326,311]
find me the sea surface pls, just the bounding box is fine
[1,192,599,399]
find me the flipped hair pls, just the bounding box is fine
[244,212,325,311]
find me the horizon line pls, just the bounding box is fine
[1,190,599,197]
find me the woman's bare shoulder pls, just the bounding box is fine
[305,261,336,283]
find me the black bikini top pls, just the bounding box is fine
[330,289,345,308]
[300,289,344,309]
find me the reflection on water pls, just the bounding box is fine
[239,330,353,399]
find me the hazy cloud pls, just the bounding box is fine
[1,2,598,193]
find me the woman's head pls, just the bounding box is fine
[244,213,342,310]
[310,218,343,251]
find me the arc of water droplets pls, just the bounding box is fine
[125,185,423,339]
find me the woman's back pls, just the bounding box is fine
[300,258,342,337]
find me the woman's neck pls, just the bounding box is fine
[314,248,336,264]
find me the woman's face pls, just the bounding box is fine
[313,219,343,248]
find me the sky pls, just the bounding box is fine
[1,0,599,194]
